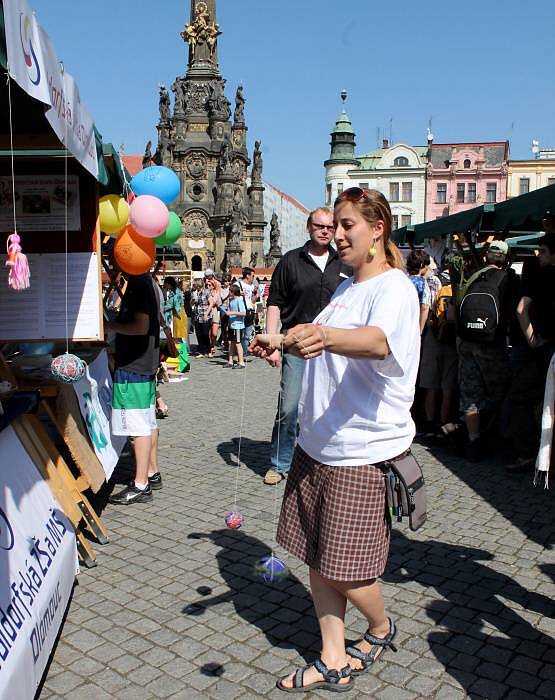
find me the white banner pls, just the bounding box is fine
[0,425,78,700]
[73,351,126,481]
[3,0,99,179]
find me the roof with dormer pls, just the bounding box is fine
[356,145,428,170]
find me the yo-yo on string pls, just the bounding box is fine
[255,335,288,584]
[225,319,250,531]
[50,61,85,384]
[5,68,30,291]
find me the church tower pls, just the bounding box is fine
[155,0,265,272]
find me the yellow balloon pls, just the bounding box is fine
[99,195,129,235]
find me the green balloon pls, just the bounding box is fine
[155,212,182,245]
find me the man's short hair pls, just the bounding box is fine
[307,207,332,226]
[242,266,254,277]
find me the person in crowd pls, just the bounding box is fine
[406,250,432,334]
[108,273,163,504]
[163,276,184,342]
[507,227,555,472]
[193,273,213,357]
[172,278,187,344]
[263,207,348,485]
[221,283,246,368]
[454,240,519,461]
[418,272,458,437]
[152,274,170,416]
[203,269,222,357]
[236,266,258,359]
[219,274,232,351]
[250,188,420,692]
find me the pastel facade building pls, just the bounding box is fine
[426,142,509,219]
[262,180,310,254]
[324,106,427,229]
[507,155,555,198]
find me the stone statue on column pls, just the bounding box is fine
[252,140,263,184]
[159,84,171,122]
[233,85,245,124]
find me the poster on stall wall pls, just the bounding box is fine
[0,425,78,700]
[73,351,126,481]
[3,0,99,179]
[0,175,81,232]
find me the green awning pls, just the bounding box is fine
[394,182,555,244]
[393,204,484,244]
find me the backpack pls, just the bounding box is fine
[431,284,455,342]
[456,266,508,344]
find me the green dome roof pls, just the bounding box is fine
[332,110,355,135]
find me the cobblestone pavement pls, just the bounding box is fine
[39,353,555,699]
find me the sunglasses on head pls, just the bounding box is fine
[335,187,371,203]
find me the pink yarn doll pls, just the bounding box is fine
[6,232,30,290]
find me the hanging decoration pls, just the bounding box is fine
[6,233,30,291]
[5,69,30,291]
[51,353,86,383]
[114,225,156,275]
[99,195,129,236]
[154,211,182,246]
[130,166,181,205]
[224,511,244,530]
[129,195,169,239]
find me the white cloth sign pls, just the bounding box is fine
[0,253,102,341]
[73,351,126,481]
[0,425,78,700]
[3,0,99,179]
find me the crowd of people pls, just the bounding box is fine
[103,188,553,692]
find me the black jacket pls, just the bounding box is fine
[267,242,350,330]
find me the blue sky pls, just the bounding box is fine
[27,0,555,208]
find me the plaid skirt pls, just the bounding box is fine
[277,446,390,581]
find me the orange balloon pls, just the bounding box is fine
[114,225,155,275]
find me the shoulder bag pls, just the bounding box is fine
[378,450,427,531]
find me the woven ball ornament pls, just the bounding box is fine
[224,511,244,530]
[255,555,288,584]
[51,353,86,383]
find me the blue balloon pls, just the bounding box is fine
[130,166,181,205]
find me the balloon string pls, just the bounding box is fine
[62,62,69,354]
[233,337,248,509]
[6,69,17,235]
[271,338,285,559]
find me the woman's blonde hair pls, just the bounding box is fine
[335,189,404,270]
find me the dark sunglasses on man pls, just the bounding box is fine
[310,221,335,232]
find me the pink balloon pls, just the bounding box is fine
[129,195,169,238]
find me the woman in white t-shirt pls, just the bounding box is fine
[251,188,421,693]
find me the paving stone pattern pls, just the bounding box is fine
[39,353,555,699]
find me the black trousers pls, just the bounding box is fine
[194,321,211,354]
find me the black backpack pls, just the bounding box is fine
[456,266,508,344]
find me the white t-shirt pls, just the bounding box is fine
[238,280,255,309]
[297,268,421,466]
[309,252,329,273]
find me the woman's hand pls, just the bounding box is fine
[286,324,327,360]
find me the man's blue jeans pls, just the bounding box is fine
[270,353,306,474]
[241,324,254,358]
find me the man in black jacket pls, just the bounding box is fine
[263,207,349,484]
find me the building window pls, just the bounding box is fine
[389,182,400,201]
[548,178,555,186]
[486,182,497,203]
[467,183,476,202]
[464,159,471,168]
[394,156,409,167]
[456,183,465,203]
[401,214,411,227]
[519,177,530,195]
[337,183,343,194]
[392,215,399,230]
[436,183,447,203]
[358,182,369,190]
[326,184,332,205]
[401,182,412,202]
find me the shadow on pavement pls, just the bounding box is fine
[385,532,555,694]
[423,440,554,549]
[217,437,271,477]
[183,529,318,663]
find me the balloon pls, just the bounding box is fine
[99,195,129,235]
[130,166,181,205]
[155,212,182,246]
[114,225,156,275]
[129,195,169,239]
